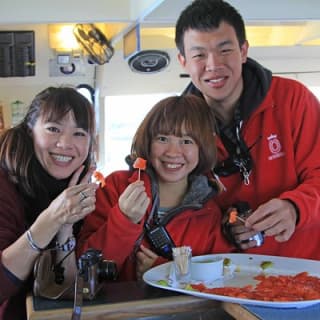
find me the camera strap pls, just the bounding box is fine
[132,192,159,254]
[145,192,159,226]
[216,107,253,185]
[71,272,84,320]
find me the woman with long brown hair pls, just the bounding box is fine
[0,86,97,319]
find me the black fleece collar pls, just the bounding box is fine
[240,57,272,120]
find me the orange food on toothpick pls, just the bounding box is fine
[229,210,238,224]
[93,170,106,188]
[228,209,246,224]
[133,157,147,170]
[133,157,147,180]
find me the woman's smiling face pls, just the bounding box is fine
[32,111,90,179]
[150,128,199,185]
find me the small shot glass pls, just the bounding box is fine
[172,246,192,285]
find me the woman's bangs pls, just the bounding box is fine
[152,112,192,137]
[40,99,70,123]
[181,116,198,137]
[72,104,91,132]
[41,97,91,133]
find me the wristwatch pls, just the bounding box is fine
[56,236,76,252]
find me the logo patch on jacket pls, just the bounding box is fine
[267,134,285,160]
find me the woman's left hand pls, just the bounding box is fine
[48,183,98,225]
[136,244,158,280]
[44,165,98,228]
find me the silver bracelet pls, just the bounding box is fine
[26,229,45,253]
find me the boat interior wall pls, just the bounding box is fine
[0,24,96,128]
[0,0,320,130]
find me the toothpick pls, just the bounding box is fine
[236,215,246,223]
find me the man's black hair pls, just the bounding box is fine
[175,0,246,56]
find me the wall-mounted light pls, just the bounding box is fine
[49,24,80,51]
[48,24,83,76]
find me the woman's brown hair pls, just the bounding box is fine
[131,94,217,175]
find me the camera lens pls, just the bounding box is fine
[97,260,118,281]
[249,232,264,247]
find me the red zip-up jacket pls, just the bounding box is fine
[214,76,320,260]
[77,170,233,280]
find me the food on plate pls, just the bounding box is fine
[223,258,231,266]
[222,257,237,277]
[93,170,106,188]
[157,279,196,291]
[157,279,169,286]
[190,272,320,301]
[185,284,196,291]
[260,261,274,270]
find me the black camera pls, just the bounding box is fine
[78,248,118,300]
[233,202,264,247]
[223,201,264,248]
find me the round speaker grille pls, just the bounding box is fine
[128,50,170,73]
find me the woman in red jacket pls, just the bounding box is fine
[77,95,233,280]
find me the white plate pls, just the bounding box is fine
[143,253,320,309]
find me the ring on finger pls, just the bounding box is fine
[81,201,86,209]
[80,191,87,201]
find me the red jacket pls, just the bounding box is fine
[77,170,233,280]
[214,76,320,259]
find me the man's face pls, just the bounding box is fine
[178,22,248,109]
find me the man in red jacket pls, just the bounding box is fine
[176,0,320,259]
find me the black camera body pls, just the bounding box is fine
[233,202,264,247]
[223,201,264,248]
[78,248,118,300]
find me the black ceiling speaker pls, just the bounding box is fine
[128,50,170,74]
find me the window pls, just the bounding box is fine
[102,93,177,174]
[309,86,320,100]
[76,84,95,104]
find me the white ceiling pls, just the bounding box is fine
[2,0,320,24]
[2,0,320,48]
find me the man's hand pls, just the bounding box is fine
[245,199,298,242]
[223,199,298,250]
